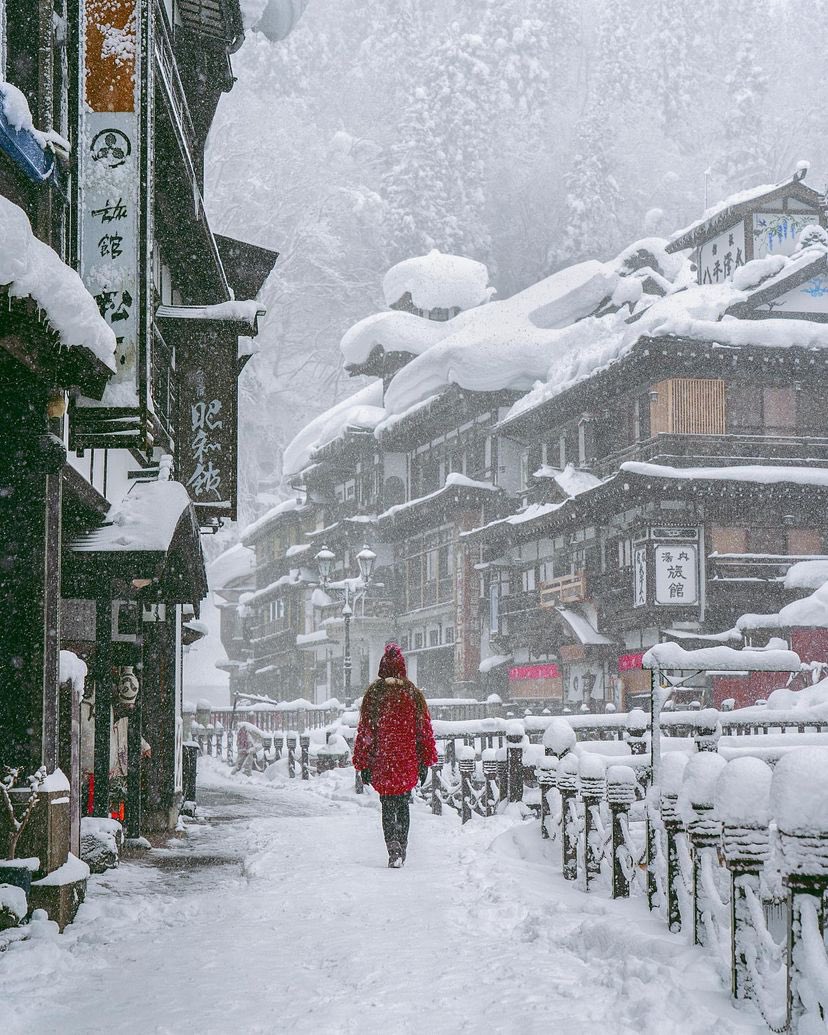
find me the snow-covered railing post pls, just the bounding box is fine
[579,755,605,891]
[625,708,649,758]
[693,710,721,754]
[286,733,297,779]
[607,765,637,899]
[482,750,498,817]
[715,757,773,1002]
[300,734,310,781]
[772,748,828,1033]
[430,746,443,816]
[536,757,557,840]
[354,767,364,795]
[680,753,727,948]
[205,723,214,756]
[459,748,475,825]
[446,737,457,777]
[496,747,507,802]
[214,721,224,759]
[506,724,524,803]
[557,754,579,882]
[660,753,689,933]
[225,727,235,766]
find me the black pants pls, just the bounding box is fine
[380,794,410,847]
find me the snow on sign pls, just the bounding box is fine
[77,0,146,408]
[654,543,699,605]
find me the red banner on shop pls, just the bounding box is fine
[617,652,644,672]
[509,663,561,681]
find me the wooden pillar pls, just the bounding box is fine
[93,595,112,817]
[126,671,142,840]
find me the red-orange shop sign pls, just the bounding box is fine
[509,663,561,681]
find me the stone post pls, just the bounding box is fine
[481,749,498,817]
[506,722,524,803]
[214,722,224,760]
[625,708,649,758]
[716,757,772,1001]
[205,723,215,756]
[536,756,557,839]
[431,743,444,816]
[607,765,637,899]
[693,709,721,753]
[459,747,475,825]
[557,754,580,882]
[300,733,310,781]
[579,754,606,891]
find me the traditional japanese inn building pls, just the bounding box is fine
[221,174,828,712]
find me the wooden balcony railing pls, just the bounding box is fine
[539,571,588,607]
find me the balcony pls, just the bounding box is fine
[250,617,292,642]
[498,590,540,620]
[318,597,394,625]
[540,572,588,607]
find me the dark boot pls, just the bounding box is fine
[387,840,403,868]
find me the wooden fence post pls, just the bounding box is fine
[717,757,773,1002]
[482,749,498,817]
[579,755,605,891]
[300,733,310,781]
[536,757,557,840]
[607,765,637,899]
[430,763,442,816]
[682,753,727,947]
[287,733,297,779]
[660,752,689,933]
[506,723,524,804]
[497,747,508,802]
[557,754,579,882]
[459,747,475,825]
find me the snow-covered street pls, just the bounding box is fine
[2,760,763,1035]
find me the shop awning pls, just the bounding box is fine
[556,607,614,646]
[67,480,207,607]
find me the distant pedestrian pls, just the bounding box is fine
[352,643,438,868]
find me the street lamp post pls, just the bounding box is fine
[315,544,376,702]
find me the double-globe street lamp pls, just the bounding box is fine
[315,544,377,700]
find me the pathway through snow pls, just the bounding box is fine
[1,761,763,1034]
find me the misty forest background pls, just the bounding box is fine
[204,0,828,534]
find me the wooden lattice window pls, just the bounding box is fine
[650,378,726,435]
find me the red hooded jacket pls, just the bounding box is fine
[352,676,438,796]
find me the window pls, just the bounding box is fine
[727,384,762,433]
[428,628,440,647]
[522,567,536,592]
[414,631,424,649]
[617,538,632,568]
[650,379,726,435]
[444,626,455,643]
[710,526,747,554]
[788,528,822,555]
[763,387,795,435]
[404,528,454,610]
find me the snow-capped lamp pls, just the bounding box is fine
[794,159,810,181]
[356,545,376,584]
[315,546,335,584]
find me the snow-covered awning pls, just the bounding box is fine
[556,608,614,646]
[0,81,63,189]
[68,481,207,607]
[156,301,265,333]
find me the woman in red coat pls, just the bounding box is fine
[352,643,438,868]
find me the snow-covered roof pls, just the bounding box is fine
[73,480,192,553]
[533,463,603,497]
[208,542,256,591]
[378,472,499,522]
[0,194,116,369]
[382,249,493,312]
[341,309,459,369]
[621,461,828,490]
[241,497,307,545]
[282,380,385,478]
[479,653,512,673]
[738,582,828,631]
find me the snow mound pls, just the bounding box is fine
[208,542,256,590]
[715,757,773,827]
[340,309,458,368]
[771,747,828,834]
[382,249,493,312]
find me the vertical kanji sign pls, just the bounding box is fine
[78,0,150,408]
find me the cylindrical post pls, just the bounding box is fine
[446,737,457,776]
[557,754,579,881]
[287,732,297,779]
[430,760,442,816]
[214,721,224,759]
[579,755,606,891]
[300,733,310,780]
[496,747,508,802]
[506,722,524,803]
[459,747,475,825]
[682,753,727,947]
[693,709,721,754]
[607,765,637,899]
[717,757,772,1001]
[354,767,364,795]
[343,595,352,699]
[536,757,557,839]
[660,752,689,932]
[771,748,828,1033]
[482,749,498,818]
